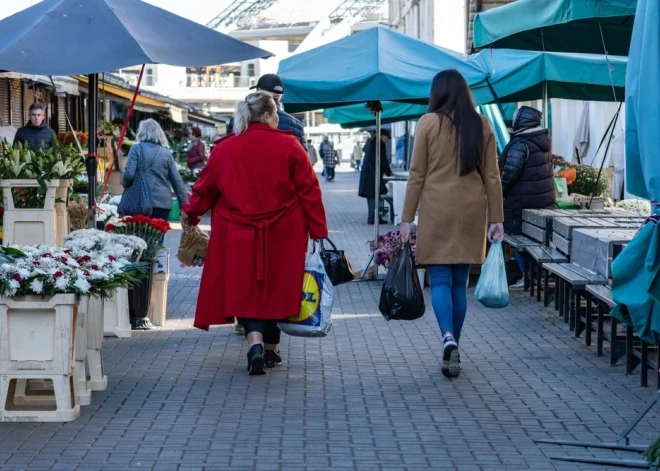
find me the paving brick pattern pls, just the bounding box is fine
[0,169,657,470]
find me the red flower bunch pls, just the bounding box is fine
[57,131,89,147]
[105,215,170,261]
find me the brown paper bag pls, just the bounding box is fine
[177,212,209,266]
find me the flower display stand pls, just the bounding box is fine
[148,272,169,327]
[0,294,80,422]
[73,295,91,406]
[0,179,60,247]
[86,297,107,392]
[103,288,131,338]
[55,179,72,247]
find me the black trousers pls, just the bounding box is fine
[325,166,335,180]
[151,207,170,220]
[237,318,281,345]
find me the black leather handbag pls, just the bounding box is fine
[319,238,355,286]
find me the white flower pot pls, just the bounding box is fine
[55,179,72,247]
[0,294,81,422]
[86,297,107,392]
[148,272,169,327]
[73,295,91,406]
[0,179,61,247]
[103,288,131,338]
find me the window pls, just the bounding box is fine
[247,63,255,77]
[145,68,154,86]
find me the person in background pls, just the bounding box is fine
[498,106,555,289]
[352,140,363,172]
[186,126,206,171]
[226,74,307,151]
[14,103,55,150]
[359,129,392,225]
[182,92,328,375]
[320,135,337,182]
[307,139,319,168]
[399,69,504,378]
[121,119,189,222]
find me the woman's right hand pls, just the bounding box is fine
[399,222,412,243]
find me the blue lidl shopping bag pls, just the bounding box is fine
[475,241,510,308]
[278,249,333,337]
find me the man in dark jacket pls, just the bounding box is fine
[499,106,555,288]
[359,129,393,225]
[319,136,337,182]
[14,104,55,150]
[226,74,307,151]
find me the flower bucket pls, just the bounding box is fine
[0,294,81,422]
[86,297,106,391]
[0,179,60,247]
[168,198,180,222]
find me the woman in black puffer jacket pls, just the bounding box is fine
[499,106,556,287]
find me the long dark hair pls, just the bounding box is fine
[428,69,483,176]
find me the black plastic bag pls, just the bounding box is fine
[319,238,355,286]
[379,243,425,321]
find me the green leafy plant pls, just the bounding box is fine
[646,437,660,469]
[551,156,609,197]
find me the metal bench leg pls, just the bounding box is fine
[585,294,592,346]
[641,341,648,387]
[536,262,543,303]
[569,288,576,332]
[597,303,604,356]
[554,275,560,311]
[626,328,640,374]
[543,268,551,307]
[564,283,571,325]
[530,261,536,298]
[523,256,530,292]
[611,318,621,366]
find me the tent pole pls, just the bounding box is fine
[86,73,99,229]
[542,81,549,128]
[588,102,622,208]
[372,109,382,280]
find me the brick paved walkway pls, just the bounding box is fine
[0,169,658,470]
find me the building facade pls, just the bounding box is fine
[466,0,515,52]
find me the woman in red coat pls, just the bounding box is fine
[183,91,328,375]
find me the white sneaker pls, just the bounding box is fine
[441,334,461,378]
[509,278,525,290]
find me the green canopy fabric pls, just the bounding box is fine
[611,0,660,345]
[473,49,627,104]
[278,26,489,113]
[473,0,636,56]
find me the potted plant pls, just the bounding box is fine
[105,215,171,329]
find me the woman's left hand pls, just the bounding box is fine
[488,223,504,242]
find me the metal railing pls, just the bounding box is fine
[185,75,257,89]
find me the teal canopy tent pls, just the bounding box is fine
[611,0,660,345]
[473,49,627,104]
[278,26,489,113]
[322,102,426,129]
[472,0,636,56]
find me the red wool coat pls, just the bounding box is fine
[183,123,328,330]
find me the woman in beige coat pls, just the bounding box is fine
[400,70,504,378]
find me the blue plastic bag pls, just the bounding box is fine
[475,241,510,308]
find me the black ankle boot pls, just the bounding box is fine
[247,344,266,375]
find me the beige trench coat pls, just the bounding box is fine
[402,113,504,265]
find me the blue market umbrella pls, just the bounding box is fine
[0,0,273,241]
[611,0,660,345]
[0,0,272,75]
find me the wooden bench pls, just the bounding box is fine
[526,246,568,304]
[584,285,624,366]
[626,329,660,389]
[380,195,394,223]
[543,263,608,336]
[502,235,540,291]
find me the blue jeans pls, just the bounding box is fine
[429,264,471,344]
[514,248,526,274]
